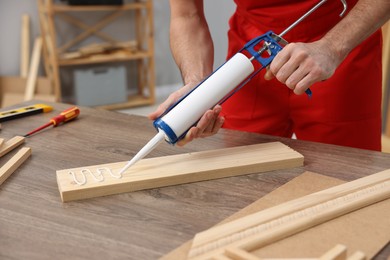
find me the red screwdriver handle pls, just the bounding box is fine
[50,106,80,126]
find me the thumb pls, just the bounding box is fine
[148,95,175,120]
[264,68,275,81]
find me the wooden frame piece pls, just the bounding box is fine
[20,14,30,78]
[56,12,117,44]
[24,37,43,101]
[222,244,366,260]
[187,169,390,260]
[383,22,390,137]
[56,142,304,202]
[0,136,25,158]
[57,10,125,53]
[0,147,31,186]
[0,76,54,108]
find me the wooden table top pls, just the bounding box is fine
[0,101,389,260]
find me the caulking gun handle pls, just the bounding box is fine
[244,31,312,98]
[50,106,80,126]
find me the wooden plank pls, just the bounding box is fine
[346,251,366,260]
[224,244,362,260]
[0,76,53,108]
[0,136,25,158]
[383,22,390,137]
[225,247,262,260]
[0,147,31,186]
[20,14,30,78]
[187,169,390,260]
[0,138,4,147]
[319,244,347,260]
[0,76,51,94]
[24,37,43,101]
[1,92,56,108]
[56,142,304,202]
[162,172,389,260]
[52,2,147,12]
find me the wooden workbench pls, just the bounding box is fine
[0,101,389,259]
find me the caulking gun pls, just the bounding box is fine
[118,0,348,175]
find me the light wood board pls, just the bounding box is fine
[24,37,43,101]
[0,136,25,158]
[20,14,30,78]
[187,169,390,259]
[0,147,31,186]
[0,76,54,108]
[56,142,304,202]
[162,172,390,260]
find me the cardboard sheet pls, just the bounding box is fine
[161,172,390,259]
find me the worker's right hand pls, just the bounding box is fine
[148,83,225,147]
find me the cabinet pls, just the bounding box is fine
[37,0,155,109]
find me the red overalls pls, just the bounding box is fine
[221,0,383,151]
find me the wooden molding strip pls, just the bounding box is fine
[24,37,43,101]
[0,138,4,148]
[20,14,30,78]
[223,244,366,260]
[0,147,31,186]
[187,169,390,259]
[0,136,25,158]
[56,142,304,202]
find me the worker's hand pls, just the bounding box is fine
[264,40,342,94]
[148,83,225,147]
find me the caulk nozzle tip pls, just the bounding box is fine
[118,161,133,175]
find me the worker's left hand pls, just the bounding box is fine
[148,83,225,147]
[264,40,342,94]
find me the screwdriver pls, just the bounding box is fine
[24,106,80,137]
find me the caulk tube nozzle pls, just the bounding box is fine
[118,130,165,175]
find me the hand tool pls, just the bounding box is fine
[23,106,80,137]
[119,0,348,174]
[0,104,53,122]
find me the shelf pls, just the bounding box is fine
[38,0,155,110]
[52,2,150,12]
[59,50,152,66]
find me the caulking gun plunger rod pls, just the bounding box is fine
[249,0,347,62]
[118,0,348,175]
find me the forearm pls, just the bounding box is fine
[169,0,214,85]
[323,0,390,62]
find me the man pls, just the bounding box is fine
[149,0,390,151]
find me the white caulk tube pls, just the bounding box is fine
[118,53,254,174]
[154,53,255,144]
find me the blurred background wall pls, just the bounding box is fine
[0,0,235,87]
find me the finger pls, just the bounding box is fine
[177,127,198,147]
[275,60,300,86]
[211,116,224,135]
[294,72,318,95]
[285,64,309,90]
[269,44,293,76]
[293,61,325,94]
[264,68,275,81]
[195,110,215,136]
[203,106,222,134]
[148,83,195,120]
[148,93,177,120]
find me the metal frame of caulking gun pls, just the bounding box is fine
[154,0,348,145]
